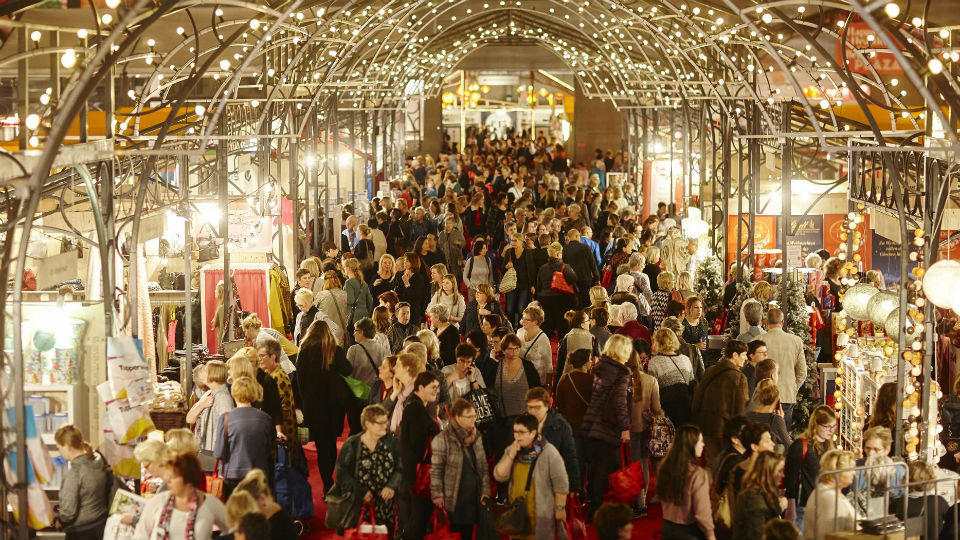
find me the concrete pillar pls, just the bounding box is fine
[422,96,443,156]
[572,81,622,165]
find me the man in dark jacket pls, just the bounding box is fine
[526,387,581,493]
[562,228,601,309]
[692,339,750,463]
[387,302,419,353]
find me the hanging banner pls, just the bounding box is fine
[836,21,904,75]
[823,213,871,269]
[727,215,777,261]
[776,215,824,267]
[227,215,272,253]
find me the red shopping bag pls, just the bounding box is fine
[567,493,588,540]
[343,503,389,540]
[412,441,433,499]
[424,507,459,540]
[711,308,729,335]
[605,442,645,503]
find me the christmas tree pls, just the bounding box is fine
[694,255,724,327]
[776,274,817,433]
[726,269,756,338]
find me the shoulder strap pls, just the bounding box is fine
[522,332,544,360]
[667,356,687,383]
[359,343,378,373]
[801,437,807,462]
[524,455,538,492]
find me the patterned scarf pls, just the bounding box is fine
[517,434,546,464]
[157,489,199,540]
[451,420,478,446]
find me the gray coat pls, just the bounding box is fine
[59,453,112,532]
[430,426,491,510]
[494,442,570,540]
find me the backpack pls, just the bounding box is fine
[647,414,676,459]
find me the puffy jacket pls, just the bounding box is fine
[579,356,632,445]
[541,409,581,491]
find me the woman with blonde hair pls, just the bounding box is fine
[292,288,320,345]
[241,313,296,372]
[430,273,466,327]
[643,245,662,293]
[803,449,857,539]
[650,271,676,329]
[518,304,553,383]
[300,257,323,297]
[317,269,350,343]
[429,263,448,298]
[646,327,695,426]
[55,425,112,540]
[227,347,257,382]
[785,405,838,532]
[216,376,273,499]
[224,491,260,535]
[417,328,442,367]
[297,319,352,493]
[746,379,792,449]
[372,254,399,298]
[344,257,375,329]
[580,334,634,511]
[534,242,580,340]
[556,309,599,379]
[627,348,661,516]
[739,281,774,334]
[590,285,610,308]
[459,282,505,336]
[186,360,235,452]
[390,352,428,432]
[676,271,696,301]
[164,428,201,457]
[235,469,298,540]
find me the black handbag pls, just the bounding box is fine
[323,439,363,530]
[494,456,537,536]
[197,236,220,262]
[465,387,501,428]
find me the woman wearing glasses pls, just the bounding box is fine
[430,399,491,540]
[493,413,570,540]
[784,405,838,534]
[490,334,543,465]
[332,404,401,538]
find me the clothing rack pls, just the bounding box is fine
[149,290,199,306]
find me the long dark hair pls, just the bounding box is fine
[300,319,337,369]
[868,382,897,430]
[656,425,702,505]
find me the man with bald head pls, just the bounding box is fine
[341,214,359,252]
[761,307,806,426]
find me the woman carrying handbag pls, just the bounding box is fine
[492,414,569,540]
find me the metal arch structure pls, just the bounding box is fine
[0,0,957,536]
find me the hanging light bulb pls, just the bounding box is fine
[194,104,205,116]
[61,49,77,68]
[24,114,40,131]
[105,0,121,8]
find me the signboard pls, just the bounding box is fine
[227,215,272,253]
[727,215,777,259]
[139,212,167,242]
[37,250,81,290]
[872,233,902,286]
[836,21,903,75]
[776,215,824,267]
[477,74,520,86]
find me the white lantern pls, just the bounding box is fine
[868,291,899,329]
[923,259,960,308]
[885,307,905,342]
[843,283,878,321]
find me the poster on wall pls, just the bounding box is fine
[871,233,902,286]
[727,215,777,260]
[823,213,871,269]
[776,215,824,267]
[228,215,273,253]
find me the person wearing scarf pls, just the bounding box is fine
[493,414,570,540]
[134,454,228,540]
[430,399,492,540]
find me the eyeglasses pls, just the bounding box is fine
[505,346,521,351]
[513,429,530,436]
[821,423,838,431]
[459,414,477,420]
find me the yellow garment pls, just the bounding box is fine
[267,267,286,333]
[509,462,537,540]
[279,335,299,357]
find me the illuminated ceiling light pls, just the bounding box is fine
[101,13,113,24]
[146,38,155,47]
[215,8,223,16]
[195,105,205,116]
[28,136,39,148]
[61,49,76,68]
[251,99,260,107]
[819,99,830,109]
[884,3,900,18]
[761,13,772,24]
[105,0,120,8]
[912,17,923,27]
[219,59,230,70]
[77,29,87,39]
[929,58,944,74]
[176,27,185,35]
[29,31,41,42]
[24,114,40,130]
[250,19,260,30]
[941,29,950,39]
[39,94,49,105]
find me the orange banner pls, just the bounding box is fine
[727,215,776,260]
[823,213,871,269]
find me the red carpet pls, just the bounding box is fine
[299,440,665,540]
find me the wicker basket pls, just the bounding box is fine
[150,410,187,432]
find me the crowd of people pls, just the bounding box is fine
[52,127,956,540]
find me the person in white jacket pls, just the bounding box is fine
[803,449,857,540]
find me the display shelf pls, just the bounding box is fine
[24,383,84,444]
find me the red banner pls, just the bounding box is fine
[727,215,777,260]
[836,22,903,75]
[823,213,872,269]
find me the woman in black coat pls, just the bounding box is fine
[296,319,352,494]
[398,372,442,540]
[535,242,580,341]
[397,253,429,326]
[460,283,505,337]
[578,334,633,512]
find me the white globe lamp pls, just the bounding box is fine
[923,260,960,309]
[843,283,878,321]
[867,291,899,330]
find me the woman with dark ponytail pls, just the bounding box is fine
[55,424,113,540]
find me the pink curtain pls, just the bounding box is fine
[204,269,269,354]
